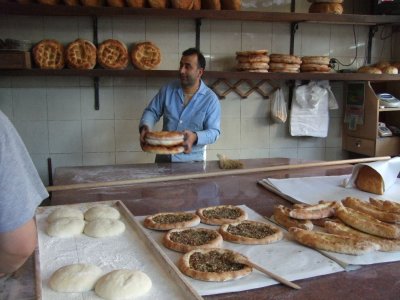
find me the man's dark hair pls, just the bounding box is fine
[182,48,206,70]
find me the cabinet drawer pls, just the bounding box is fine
[376,137,400,156]
[343,136,375,156]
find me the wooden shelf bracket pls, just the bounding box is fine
[209,78,279,99]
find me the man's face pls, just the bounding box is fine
[179,54,204,88]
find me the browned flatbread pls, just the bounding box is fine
[309,3,343,14]
[324,221,400,252]
[369,198,400,213]
[288,202,336,220]
[144,212,200,230]
[171,0,195,9]
[196,205,247,225]
[357,66,382,74]
[142,144,185,155]
[236,50,268,56]
[289,227,380,255]
[219,220,283,245]
[237,62,269,70]
[33,39,65,70]
[342,197,400,223]
[301,56,330,65]
[273,205,313,230]
[148,0,168,8]
[236,54,270,63]
[178,248,252,281]
[131,42,161,70]
[97,39,129,70]
[269,54,302,64]
[355,166,384,195]
[65,39,97,70]
[335,202,400,239]
[300,63,331,72]
[145,131,184,146]
[163,228,223,253]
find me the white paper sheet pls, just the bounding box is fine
[36,201,198,300]
[136,206,344,296]
[259,177,400,268]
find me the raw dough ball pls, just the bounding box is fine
[84,205,120,221]
[47,207,83,222]
[46,218,85,237]
[84,219,125,238]
[95,269,152,300]
[49,263,103,292]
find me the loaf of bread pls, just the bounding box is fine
[126,0,145,7]
[309,3,343,14]
[221,0,241,10]
[148,0,168,8]
[355,166,384,195]
[202,0,221,10]
[171,0,195,9]
[357,66,382,74]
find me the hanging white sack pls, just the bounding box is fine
[290,81,329,137]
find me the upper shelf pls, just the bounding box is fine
[1,2,400,26]
[1,69,399,82]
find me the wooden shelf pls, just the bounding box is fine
[1,2,400,25]
[379,107,400,112]
[1,69,400,82]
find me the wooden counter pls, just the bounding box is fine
[2,158,400,300]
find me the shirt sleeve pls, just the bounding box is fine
[195,92,221,146]
[139,86,166,130]
[0,112,49,233]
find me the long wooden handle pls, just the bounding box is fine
[240,259,301,290]
[47,156,390,192]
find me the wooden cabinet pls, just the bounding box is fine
[342,81,400,157]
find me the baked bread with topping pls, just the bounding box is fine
[97,39,129,70]
[196,205,247,225]
[131,42,161,70]
[163,228,223,252]
[65,39,97,70]
[33,39,65,70]
[144,212,200,230]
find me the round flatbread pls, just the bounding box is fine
[142,144,185,155]
[357,66,382,74]
[301,56,330,65]
[236,49,268,56]
[163,227,223,253]
[269,53,302,64]
[33,39,65,69]
[145,131,184,146]
[269,62,300,70]
[97,39,129,70]
[219,220,283,245]
[131,41,161,70]
[196,205,247,225]
[236,54,270,63]
[65,39,97,70]
[301,63,331,72]
[237,62,269,70]
[144,212,200,230]
[178,248,252,282]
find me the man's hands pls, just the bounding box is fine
[139,125,149,150]
[183,130,198,154]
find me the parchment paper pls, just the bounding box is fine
[136,206,344,296]
[36,201,198,300]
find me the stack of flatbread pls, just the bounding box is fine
[308,0,344,14]
[300,56,331,73]
[236,50,270,73]
[269,54,301,73]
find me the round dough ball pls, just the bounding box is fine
[49,263,103,292]
[95,269,152,300]
[84,219,125,238]
[46,218,85,237]
[84,206,120,221]
[47,207,83,223]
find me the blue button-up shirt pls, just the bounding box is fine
[140,79,221,162]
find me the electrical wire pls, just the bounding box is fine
[329,25,358,70]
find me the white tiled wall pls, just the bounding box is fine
[0,0,396,184]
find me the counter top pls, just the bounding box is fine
[2,158,400,300]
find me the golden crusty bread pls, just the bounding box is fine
[289,227,380,255]
[342,197,400,223]
[33,39,65,70]
[382,66,399,75]
[148,0,168,8]
[126,0,145,7]
[131,42,161,70]
[65,39,97,70]
[145,131,184,146]
[355,166,384,195]
[97,39,129,70]
[171,0,195,9]
[357,66,382,74]
[324,221,400,252]
[369,198,400,213]
[273,205,314,231]
[142,144,185,155]
[288,201,336,220]
[309,3,343,14]
[106,0,124,6]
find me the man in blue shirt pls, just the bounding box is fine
[139,48,221,162]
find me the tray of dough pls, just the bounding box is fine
[35,200,203,300]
